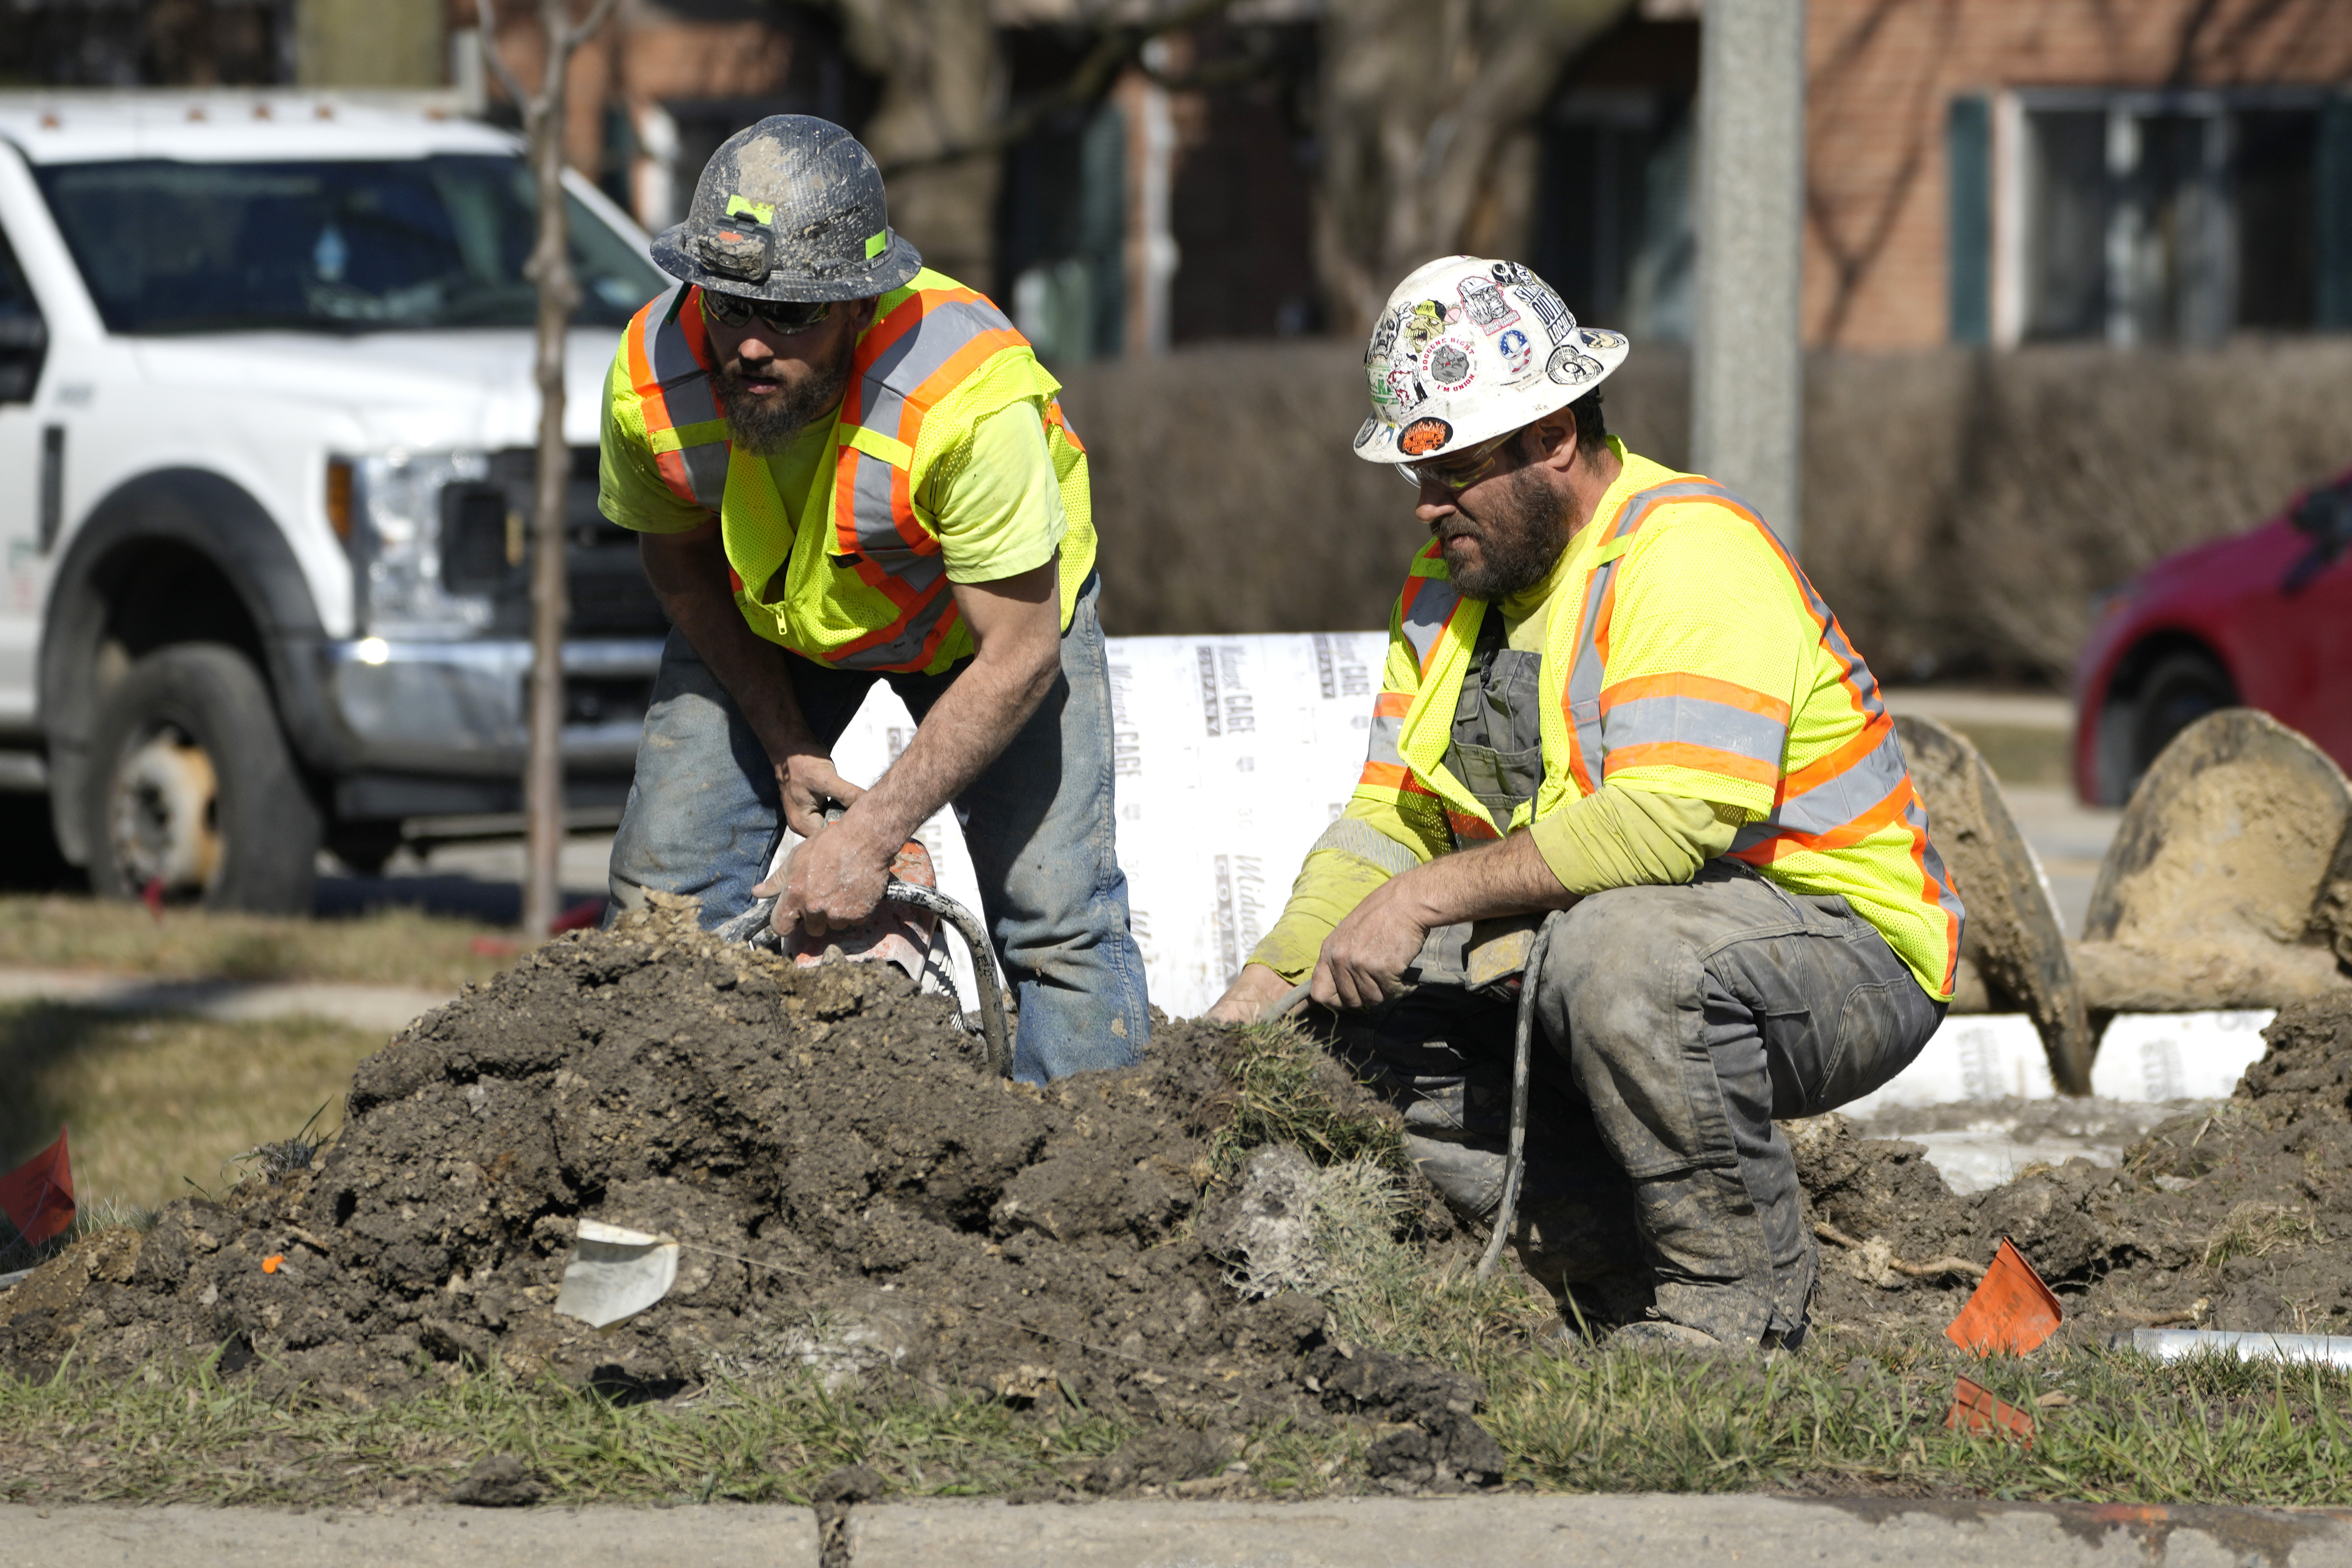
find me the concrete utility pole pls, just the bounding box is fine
[1690,0,1806,555]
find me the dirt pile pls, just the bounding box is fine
[0,898,1341,1426]
[3,915,2346,1418]
[1796,991,2352,1343]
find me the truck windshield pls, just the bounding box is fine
[33,154,668,334]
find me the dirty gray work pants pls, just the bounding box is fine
[1332,861,1944,1345]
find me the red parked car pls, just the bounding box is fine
[2073,468,2352,805]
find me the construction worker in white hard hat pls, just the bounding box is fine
[599,116,1151,1083]
[1208,256,1966,1349]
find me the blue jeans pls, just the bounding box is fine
[608,576,1151,1083]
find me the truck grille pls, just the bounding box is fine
[438,446,670,637]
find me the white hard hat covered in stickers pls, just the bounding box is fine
[1352,256,1628,466]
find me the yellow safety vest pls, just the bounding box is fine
[1354,474,1965,998]
[618,269,1095,673]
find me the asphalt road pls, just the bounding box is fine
[4,1495,2347,1568]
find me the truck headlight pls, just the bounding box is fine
[349,450,496,639]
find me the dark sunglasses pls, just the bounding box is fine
[700,290,834,335]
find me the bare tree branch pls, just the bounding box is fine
[865,0,1241,180]
[559,0,624,55]
[475,0,531,118]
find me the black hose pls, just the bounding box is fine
[1476,912,1558,1282]
[884,882,1013,1080]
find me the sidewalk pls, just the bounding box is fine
[0,967,449,1035]
[3,1494,2347,1568]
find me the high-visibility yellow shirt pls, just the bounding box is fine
[602,385,1070,583]
[597,271,1097,675]
[1250,440,1963,1000]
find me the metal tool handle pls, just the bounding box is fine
[883,881,1012,1080]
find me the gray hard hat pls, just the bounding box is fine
[649,115,922,302]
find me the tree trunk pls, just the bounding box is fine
[490,0,609,939]
[1313,0,1635,339]
[837,0,1004,290]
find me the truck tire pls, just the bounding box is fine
[2129,650,2235,790]
[83,643,322,914]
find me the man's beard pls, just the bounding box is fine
[712,334,855,455]
[1441,464,1572,600]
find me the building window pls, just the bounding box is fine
[2005,91,2348,346]
[1538,90,1695,343]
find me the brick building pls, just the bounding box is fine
[1548,0,2352,351]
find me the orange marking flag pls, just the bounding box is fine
[1944,1375,2036,1449]
[0,1127,76,1248]
[1945,1237,2062,1356]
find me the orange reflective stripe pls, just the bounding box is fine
[1445,809,1502,842]
[1358,760,1412,790]
[1598,671,1790,724]
[1602,741,1781,788]
[1373,692,1413,719]
[1776,708,1895,801]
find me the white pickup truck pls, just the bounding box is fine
[0,92,671,910]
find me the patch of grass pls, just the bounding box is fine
[2202,1202,2328,1268]
[0,895,512,990]
[1491,1341,2352,1504]
[0,1003,383,1213]
[0,1356,1355,1508]
[1210,1019,1408,1176]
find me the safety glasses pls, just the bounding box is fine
[699,290,834,335]
[1392,429,1520,493]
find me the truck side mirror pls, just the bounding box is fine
[0,314,45,404]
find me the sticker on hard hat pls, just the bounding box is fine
[1353,414,1381,450]
[1422,339,1475,392]
[1497,328,1534,377]
[1398,417,1453,455]
[724,194,775,225]
[1455,275,1522,335]
[1546,346,1604,386]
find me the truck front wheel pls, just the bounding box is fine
[84,643,323,914]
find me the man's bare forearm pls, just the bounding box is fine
[849,633,1058,847]
[1391,829,1576,928]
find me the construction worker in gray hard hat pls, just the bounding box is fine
[599,115,1151,1082]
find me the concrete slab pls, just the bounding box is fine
[0,1503,820,1568]
[848,1494,2352,1568]
[6,1496,2345,1568]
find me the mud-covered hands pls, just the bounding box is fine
[1313,874,1435,1011]
[762,806,893,937]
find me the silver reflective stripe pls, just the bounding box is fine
[833,589,957,671]
[846,295,1018,563]
[646,287,730,513]
[1398,570,1463,674]
[1905,789,1968,937]
[1363,709,1406,771]
[1599,692,1787,769]
[1730,724,1912,845]
[1561,477,1754,795]
[1311,817,1422,877]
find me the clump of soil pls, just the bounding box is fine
[1795,991,2352,1342]
[0,897,1335,1427]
